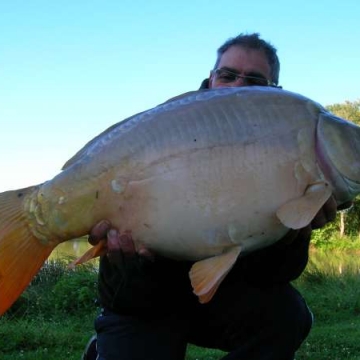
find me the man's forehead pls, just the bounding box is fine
[218,46,270,76]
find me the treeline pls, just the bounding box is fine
[326,99,360,125]
[312,99,360,247]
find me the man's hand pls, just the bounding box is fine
[88,220,154,264]
[310,195,337,229]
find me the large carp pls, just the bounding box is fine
[0,86,359,315]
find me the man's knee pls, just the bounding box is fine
[271,284,313,348]
[94,309,188,360]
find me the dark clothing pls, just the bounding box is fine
[94,80,313,359]
[199,77,210,89]
[95,224,312,360]
[98,231,311,316]
[95,282,312,360]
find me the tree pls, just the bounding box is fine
[325,100,360,237]
[326,100,360,125]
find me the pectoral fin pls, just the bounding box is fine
[276,182,332,229]
[189,246,241,304]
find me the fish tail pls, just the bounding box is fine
[0,186,55,315]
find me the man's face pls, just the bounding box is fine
[208,46,272,89]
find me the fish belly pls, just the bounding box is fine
[108,139,304,260]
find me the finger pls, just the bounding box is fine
[322,196,337,222]
[106,230,123,264]
[138,245,155,261]
[107,229,121,251]
[118,232,136,255]
[311,196,337,229]
[88,220,111,245]
[107,231,137,265]
[107,230,136,255]
[310,209,328,229]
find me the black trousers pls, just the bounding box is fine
[94,283,312,360]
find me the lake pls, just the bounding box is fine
[50,237,92,260]
[308,248,360,275]
[51,239,360,275]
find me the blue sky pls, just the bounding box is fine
[0,0,359,191]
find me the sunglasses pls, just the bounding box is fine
[212,68,278,87]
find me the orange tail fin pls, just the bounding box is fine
[0,186,56,315]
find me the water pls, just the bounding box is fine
[52,239,360,275]
[309,249,360,275]
[50,237,92,261]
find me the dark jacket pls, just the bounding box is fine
[97,81,311,316]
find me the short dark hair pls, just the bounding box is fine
[214,33,280,85]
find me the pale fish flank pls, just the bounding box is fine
[1,86,360,315]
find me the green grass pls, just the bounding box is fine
[292,254,360,360]
[0,316,95,360]
[186,345,226,359]
[0,259,98,360]
[2,252,360,359]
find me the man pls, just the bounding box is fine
[83,33,337,360]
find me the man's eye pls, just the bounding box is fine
[219,73,237,81]
[246,77,268,86]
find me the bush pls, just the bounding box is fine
[8,259,98,318]
[52,267,98,314]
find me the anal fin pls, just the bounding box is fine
[189,246,241,304]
